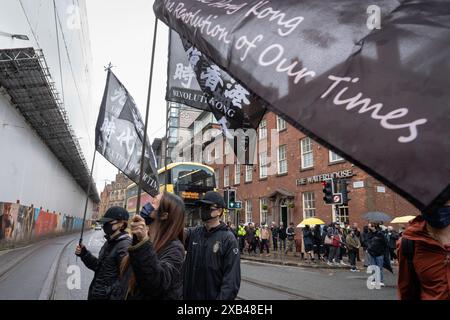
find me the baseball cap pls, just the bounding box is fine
[194,191,226,208]
[98,206,129,223]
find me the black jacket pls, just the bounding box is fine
[278,226,287,240]
[270,226,279,238]
[112,238,185,300]
[367,230,388,257]
[80,232,131,300]
[361,230,369,249]
[183,222,241,300]
[387,231,399,249]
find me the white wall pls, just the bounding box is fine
[0,0,96,217]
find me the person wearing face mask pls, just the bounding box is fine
[110,192,185,300]
[397,200,450,300]
[182,191,241,300]
[75,206,131,300]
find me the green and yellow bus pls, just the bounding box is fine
[125,162,217,226]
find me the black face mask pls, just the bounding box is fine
[201,207,216,222]
[422,206,450,229]
[103,222,115,236]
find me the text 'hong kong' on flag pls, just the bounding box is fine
[95,70,159,197]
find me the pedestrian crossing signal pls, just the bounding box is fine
[224,189,237,209]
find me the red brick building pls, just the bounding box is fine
[209,112,419,228]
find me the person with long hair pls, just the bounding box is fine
[112,192,185,300]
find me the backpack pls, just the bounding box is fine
[400,238,421,299]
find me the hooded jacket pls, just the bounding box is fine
[80,232,131,300]
[183,222,241,300]
[398,216,450,300]
[367,229,388,257]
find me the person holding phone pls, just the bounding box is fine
[112,192,185,300]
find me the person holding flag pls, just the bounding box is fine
[75,206,131,300]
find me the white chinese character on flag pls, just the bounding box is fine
[174,63,196,88]
[224,79,250,109]
[200,65,224,92]
[116,127,137,156]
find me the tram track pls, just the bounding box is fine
[238,276,322,300]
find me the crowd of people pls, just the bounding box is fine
[230,220,402,280]
[229,212,449,299]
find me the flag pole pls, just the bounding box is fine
[79,149,97,245]
[164,31,172,192]
[164,102,169,192]
[136,17,159,216]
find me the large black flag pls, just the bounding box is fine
[96,70,159,196]
[154,0,450,213]
[167,30,266,164]
[167,30,209,110]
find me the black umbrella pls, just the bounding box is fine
[363,211,392,222]
[154,0,450,213]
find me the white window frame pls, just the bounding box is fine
[335,205,349,224]
[329,150,344,163]
[245,200,253,223]
[215,169,220,189]
[259,119,267,140]
[276,115,286,131]
[302,192,316,219]
[225,141,231,155]
[300,137,314,169]
[260,198,268,224]
[245,165,253,182]
[224,166,229,188]
[259,152,268,179]
[234,164,240,185]
[277,145,287,174]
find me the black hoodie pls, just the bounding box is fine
[183,222,241,300]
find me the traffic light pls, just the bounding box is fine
[339,179,351,205]
[224,189,229,208]
[322,179,334,204]
[228,189,236,209]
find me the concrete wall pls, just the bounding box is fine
[0,0,96,217]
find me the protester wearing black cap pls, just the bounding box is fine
[183,191,241,300]
[75,206,131,300]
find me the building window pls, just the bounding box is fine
[301,137,314,169]
[259,152,268,179]
[260,198,268,224]
[215,169,220,189]
[277,115,286,131]
[336,206,349,224]
[245,200,253,223]
[234,164,240,185]
[245,165,253,182]
[277,145,287,174]
[302,192,316,219]
[224,166,229,187]
[329,150,344,163]
[259,119,267,140]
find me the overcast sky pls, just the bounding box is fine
[86,0,169,191]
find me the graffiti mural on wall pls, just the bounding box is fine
[0,202,86,242]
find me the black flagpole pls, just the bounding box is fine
[136,18,159,216]
[79,149,97,245]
